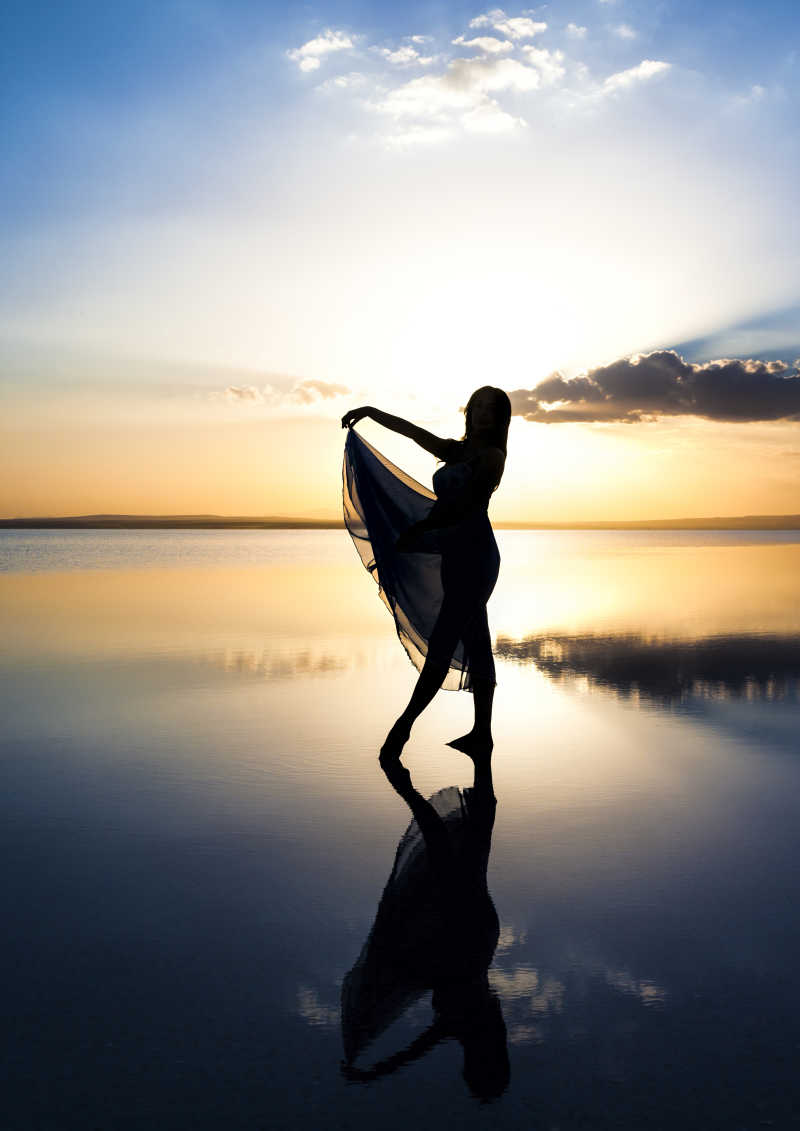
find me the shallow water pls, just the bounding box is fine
[1,530,800,1128]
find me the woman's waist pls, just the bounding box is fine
[439,514,498,551]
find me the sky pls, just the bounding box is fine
[1,0,799,521]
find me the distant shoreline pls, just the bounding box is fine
[2,514,800,531]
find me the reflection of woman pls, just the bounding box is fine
[341,757,509,1101]
[341,387,511,763]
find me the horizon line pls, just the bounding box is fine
[2,512,800,531]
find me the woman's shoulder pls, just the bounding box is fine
[442,439,506,469]
[442,438,465,463]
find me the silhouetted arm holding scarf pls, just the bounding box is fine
[340,405,453,461]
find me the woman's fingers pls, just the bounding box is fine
[341,406,365,429]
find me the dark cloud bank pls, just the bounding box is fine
[509,350,800,424]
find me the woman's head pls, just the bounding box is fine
[463,386,511,454]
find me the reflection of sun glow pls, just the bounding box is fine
[491,533,800,641]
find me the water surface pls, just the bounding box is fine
[2,530,799,1128]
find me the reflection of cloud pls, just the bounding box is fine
[296,986,340,1028]
[604,966,666,1007]
[509,350,800,423]
[495,631,800,705]
[202,647,350,681]
[489,931,667,1047]
[490,965,565,1016]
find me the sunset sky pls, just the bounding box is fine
[2,0,799,521]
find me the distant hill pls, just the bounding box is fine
[0,514,342,529]
[2,514,800,530]
[492,514,800,531]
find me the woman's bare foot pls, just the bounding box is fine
[445,730,493,763]
[379,717,411,764]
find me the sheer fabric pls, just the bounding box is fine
[342,427,500,691]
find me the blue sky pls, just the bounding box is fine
[1,0,799,518]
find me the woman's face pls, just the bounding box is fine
[470,389,497,434]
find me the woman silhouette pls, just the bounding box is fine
[341,387,511,763]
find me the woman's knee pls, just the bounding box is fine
[422,654,451,683]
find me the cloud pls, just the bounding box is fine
[601,58,671,94]
[462,101,527,132]
[221,384,264,403]
[613,23,638,39]
[374,44,436,66]
[508,350,800,423]
[452,34,514,54]
[469,9,548,40]
[317,72,366,92]
[374,55,542,125]
[291,378,351,403]
[732,83,766,106]
[287,29,354,73]
[566,23,588,39]
[520,45,566,85]
[214,378,351,408]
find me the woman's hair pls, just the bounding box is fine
[461,386,512,455]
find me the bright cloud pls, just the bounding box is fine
[520,45,566,85]
[287,29,353,73]
[614,24,638,40]
[374,45,435,66]
[375,55,542,126]
[452,34,515,54]
[602,59,671,94]
[295,16,670,145]
[462,101,527,132]
[468,9,548,40]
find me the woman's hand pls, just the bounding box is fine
[341,406,373,429]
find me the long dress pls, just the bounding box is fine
[342,427,501,692]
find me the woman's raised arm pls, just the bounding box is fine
[341,405,453,461]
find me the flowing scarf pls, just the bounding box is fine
[342,427,471,690]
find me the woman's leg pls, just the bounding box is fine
[446,604,495,760]
[380,589,464,761]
